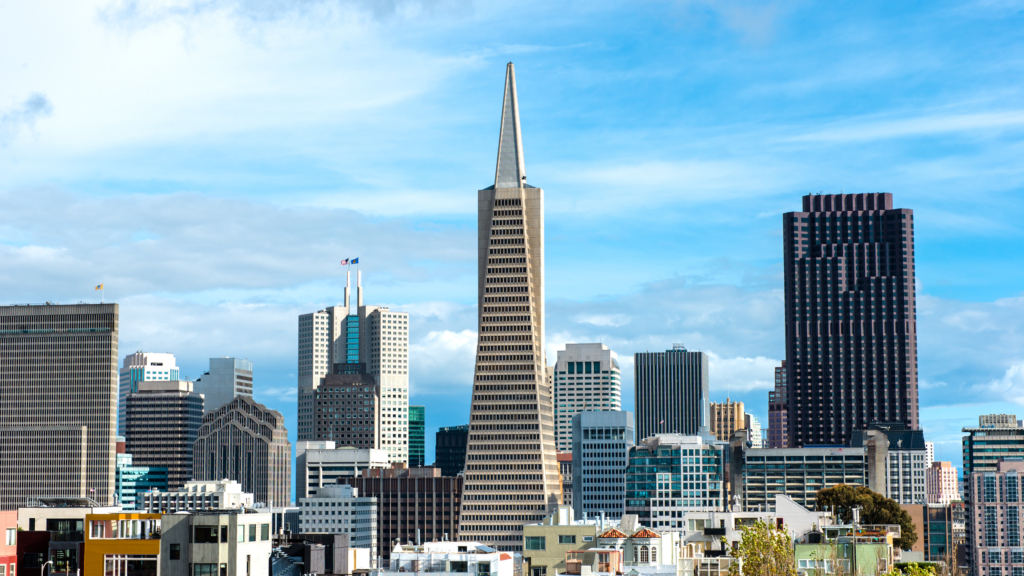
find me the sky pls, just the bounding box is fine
[2,0,1024,480]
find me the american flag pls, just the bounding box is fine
[341,259,349,265]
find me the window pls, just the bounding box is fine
[247,556,251,576]
[220,564,227,576]
[261,524,270,541]
[525,536,545,550]
[104,555,158,576]
[192,563,217,574]
[193,526,219,544]
[170,544,181,560]
[558,535,576,544]
[5,528,14,546]
[640,546,649,563]
[651,547,657,562]
[1,564,5,576]
[238,525,245,543]
[248,524,256,542]
[221,526,228,542]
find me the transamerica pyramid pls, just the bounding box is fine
[458,62,561,551]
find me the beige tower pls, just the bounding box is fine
[459,62,560,552]
[709,398,746,442]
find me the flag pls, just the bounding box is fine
[352,257,360,264]
[95,284,103,290]
[341,259,349,265]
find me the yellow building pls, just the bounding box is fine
[85,513,162,576]
[709,399,745,442]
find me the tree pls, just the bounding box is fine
[815,485,918,550]
[727,520,797,576]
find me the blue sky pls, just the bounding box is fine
[3,0,1024,480]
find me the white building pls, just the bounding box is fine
[297,271,411,463]
[744,414,763,449]
[299,484,377,558]
[159,510,272,576]
[143,479,254,513]
[925,441,934,466]
[295,441,389,499]
[925,461,960,505]
[378,541,519,576]
[554,344,622,453]
[118,351,179,434]
[193,357,254,413]
[360,303,410,463]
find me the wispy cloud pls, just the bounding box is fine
[786,109,1024,143]
[0,93,53,147]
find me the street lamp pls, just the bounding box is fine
[42,560,53,576]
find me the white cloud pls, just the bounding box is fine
[706,352,780,395]
[409,329,477,396]
[973,362,1024,405]
[786,109,1024,144]
[0,93,52,147]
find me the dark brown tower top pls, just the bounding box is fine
[802,192,893,213]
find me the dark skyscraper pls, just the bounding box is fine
[435,424,468,477]
[408,405,425,467]
[633,346,709,441]
[784,193,918,447]
[125,381,203,490]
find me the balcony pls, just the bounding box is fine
[49,531,84,543]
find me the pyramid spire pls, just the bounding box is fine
[494,62,526,188]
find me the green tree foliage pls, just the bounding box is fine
[815,485,919,550]
[727,520,797,576]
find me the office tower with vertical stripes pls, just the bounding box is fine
[784,193,919,447]
[0,303,119,509]
[553,343,622,453]
[459,62,560,551]
[118,352,180,435]
[633,346,709,442]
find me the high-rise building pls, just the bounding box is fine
[298,303,347,440]
[0,303,119,509]
[193,396,291,507]
[744,413,763,449]
[767,361,788,448]
[409,406,425,467]
[708,399,745,443]
[339,465,463,560]
[359,304,410,463]
[309,367,379,446]
[625,434,725,527]
[553,344,622,453]
[125,380,203,490]
[435,425,469,477]
[571,411,634,519]
[193,357,253,413]
[926,462,960,506]
[297,271,411,463]
[299,485,378,557]
[114,438,168,510]
[118,351,179,434]
[965,458,1024,576]
[295,441,389,499]
[460,62,560,551]
[784,193,919,447]
[961,415,1024,570]
[925,440,934,467]
[633,346,709,441]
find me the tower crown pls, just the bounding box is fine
[494,62,526,188]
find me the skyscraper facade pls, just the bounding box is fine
[125,380,204,490]
[571,410,634,519]
[633,346,709,442]
[708,399,745,443]
[193,357,253,413]
[297,272,411,463]
[310,367,379,445]
[553,343,622,453]
[194,396,291,507]
[118,351,179,434]
[359,304,410,463]
[767,360,788,448]
[459,63,560,551]
[409,406,425,467]
[784,193,919,447]
[0,303,119,509]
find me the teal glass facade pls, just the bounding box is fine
[115,454,168,510]
[409,405,425,467]
[625,436,724,528]
[345,314,360,364]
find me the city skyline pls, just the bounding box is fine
[3,1,1024,476]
